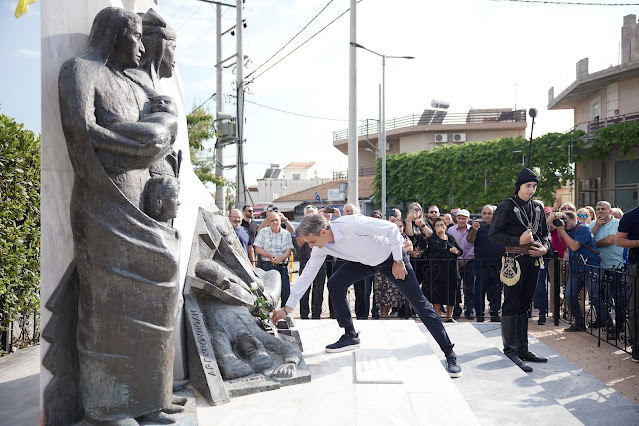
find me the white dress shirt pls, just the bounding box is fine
[286,215,404,309]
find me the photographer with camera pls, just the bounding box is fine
[554,210,604,332]
[257,205,295,233]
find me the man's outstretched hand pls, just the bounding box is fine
[271,308,287,325]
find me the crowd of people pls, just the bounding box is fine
[228,177,639,365]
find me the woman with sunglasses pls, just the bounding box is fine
[576,208,592,225]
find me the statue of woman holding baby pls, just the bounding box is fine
[58,7,182,424]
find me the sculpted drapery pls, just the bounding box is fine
[58,7,180,423]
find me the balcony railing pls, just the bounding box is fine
[333,109,527,142]
[575,111,639,134]
[332,166,376,181]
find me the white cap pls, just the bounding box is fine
[457,209,470,217]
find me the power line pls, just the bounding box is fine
[249,0,365,82]
[168,0,190,20]
[191,91,347,122]
[246,0,335,79]
[175,3,206,33]
[180,21,217,54]
[192,93,216,113]
[245,98,347,121]
[490,0,639,5]
[189,1,364,114]
[179,3,235,55]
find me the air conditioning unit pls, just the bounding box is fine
[434,133,448,143]
[218,121,237,140]
[453,133,466,142]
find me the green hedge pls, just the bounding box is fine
[0,114,40,333]
[374,131,585,212]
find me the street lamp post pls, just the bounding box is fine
[350,42,414,218]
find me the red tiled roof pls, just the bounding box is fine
[283,161,315,170]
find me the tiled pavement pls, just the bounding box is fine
[2,278,637,424]
[287,274,639,406]
[526,315,638,405]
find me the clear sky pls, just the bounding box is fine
[1,0,637,186]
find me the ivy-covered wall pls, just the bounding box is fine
[0,114,40,334]
[374,132,584,212]
[375,120,639,213]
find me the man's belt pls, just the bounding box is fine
[505,244,533,255]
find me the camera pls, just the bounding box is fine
[324,207,334,213]
[552,218,567,227]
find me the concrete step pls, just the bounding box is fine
[420,321,639,425]
[196,319,478,425]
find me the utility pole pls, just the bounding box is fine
[347,0,358,206]
[195,0,238,211]
[215,4,224,211]
[235,0,247,208]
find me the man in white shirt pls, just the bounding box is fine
[254,212,294,308]
[270,213,462,377]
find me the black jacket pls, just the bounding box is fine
[489,195,551,254]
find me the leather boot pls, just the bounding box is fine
[517,313,547,363]
[501,315,532,372]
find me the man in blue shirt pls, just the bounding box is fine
[591,201,626,340]
[270,213,462,377]
[615,203,639,362]
[229,208,254,264]
[556,210,602,331]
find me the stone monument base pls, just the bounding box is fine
[224,359,311,398]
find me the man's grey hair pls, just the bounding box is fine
[596,200,611,209]
[344,203,358,214]
[482,204,496,212]
[296,213,330,237]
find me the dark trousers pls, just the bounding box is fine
[325,258,345,317]
[601,269,627,331]
[628,264,638,351]
[453,261,476,317]
[461,261,477,315]
[533,264,548,316]
[299,259,326,318]
[262,263,290,309]
[354,277,379,318]
[353,279,368,318]
[474,262,502,317]
[502,255,539,316]
[327,254,454,355]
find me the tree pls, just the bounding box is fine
[187,106,227,187]
[374,131,585,212]
[0,113,40,336]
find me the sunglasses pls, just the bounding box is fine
[561,207,572,211]
[245,209,253,212]
[577,214,588,218]
[428,211,438,214]
[451,212,458,216]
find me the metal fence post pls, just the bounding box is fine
[553,254,561,326]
